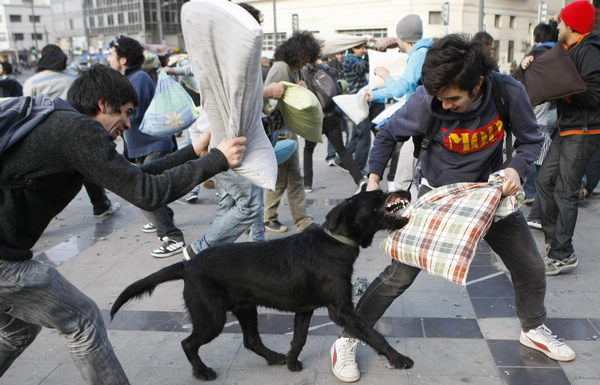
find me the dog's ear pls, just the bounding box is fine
[325,199,350,231]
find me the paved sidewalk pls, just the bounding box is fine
[2,138,600,385]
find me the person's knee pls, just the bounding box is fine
[60,301,106,352]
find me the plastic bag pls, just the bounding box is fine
[140,71,200,136]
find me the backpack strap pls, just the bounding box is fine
[489,72,513,164]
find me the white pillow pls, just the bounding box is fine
[332,86,369,125]
[181,0,277,190]
[368,49,408,91]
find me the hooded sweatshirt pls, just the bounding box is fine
[369,73,542,187]
[371,38,434,101]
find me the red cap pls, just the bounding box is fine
[560,0,595,34]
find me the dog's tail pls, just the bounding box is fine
[110,262,185,319]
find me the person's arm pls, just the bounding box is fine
[367,91,428,183]
[502,78,543,185]
[371,48,427,100]
[568,45,600,108]
[63,115,245,211]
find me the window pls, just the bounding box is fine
[97,15,104,27]
[263,32,287,51]
[89,16,95,27]
[69,19,74,30]
[336,28,387,39]
[13,33,24,41]
[508,40,514,63]
[31,33,43,40]
[29,15,41,23]
[107,14,114,25]
[0,33,6,42]
[510,16,516,29]
[117,13,124,24]
[9,15,22,23]
[494,15,501,28]
[494,40,500,61]
[429,11,442,25]
[128,12,139,24]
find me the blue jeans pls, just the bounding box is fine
[135,152,184,242]
[191,170,262,252]
[343,188,546,334]
[0,259,129,384]
[536,133,600,260]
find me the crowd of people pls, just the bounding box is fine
[1,0,600,384]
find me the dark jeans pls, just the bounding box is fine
[345,102,385,170]
[326,116,349,160]
[83,181,111,215]
[536,133,600,260]
[343,188,546,334]
[134,151,184,242]
[304,114,364,187]
[584,146,600,194]
[522,163,539,199]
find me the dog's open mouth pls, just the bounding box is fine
[385,193,410,214]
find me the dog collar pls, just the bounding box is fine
[323,228,359,249]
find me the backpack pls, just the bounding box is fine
[0,95,56,156]
[301,63,342,114]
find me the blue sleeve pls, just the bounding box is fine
[371,48,427,100]
[130,74,155,127]
[368,89,430,177]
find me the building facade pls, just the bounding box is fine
[0,0,52,66]
[247,0,566,73]
[82,0,187,54]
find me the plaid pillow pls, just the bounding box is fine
[381,181,506,286]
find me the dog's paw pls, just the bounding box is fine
[266,352,286,366]
[287,359,303,372]
[387,354,414,370]
[193,367,217,381]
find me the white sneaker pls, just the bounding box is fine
[519,324,576,361]
[151,237,185,258]
[93,202,121,218]
[141,223,157,233]
[330,337,360,383]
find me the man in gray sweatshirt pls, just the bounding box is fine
[0,64,246,384]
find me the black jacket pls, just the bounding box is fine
[558,33,600,135]
[0,110,228,260]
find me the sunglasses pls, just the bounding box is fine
[111,34,124,48]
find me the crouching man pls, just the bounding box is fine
[330,35,575,383]
[0,64,246,384]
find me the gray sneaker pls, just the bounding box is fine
[545,254,578,276]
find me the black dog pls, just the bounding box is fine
[111,189,413,380]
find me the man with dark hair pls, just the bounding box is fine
[24,43,121,219]
[330,34,575,383]
[536,0,600,275]
[108,35,186,258]
[0,63,246,384]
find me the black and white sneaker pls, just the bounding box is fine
[151,237,185,258]
[141,223,157,233]
[93,202,121,218]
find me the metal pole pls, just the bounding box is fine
[478,0,485,31]
[273,0,278,48]
[31,0,39,57]
[83,0,90,55]
[156,0,164,44]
